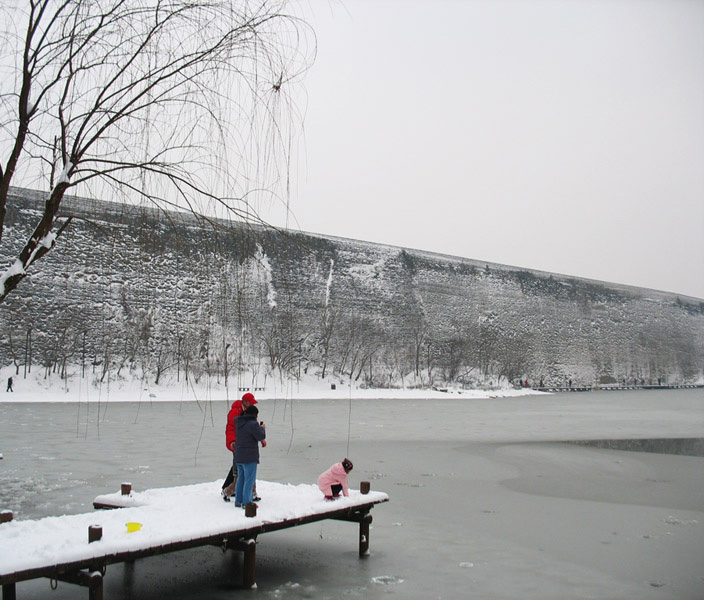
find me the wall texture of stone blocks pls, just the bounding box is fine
[1,187,702,387]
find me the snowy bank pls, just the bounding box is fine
[0,366,544,403]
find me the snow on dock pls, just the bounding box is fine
[0,480,389,597]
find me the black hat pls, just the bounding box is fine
[245,404,259,416]
[342,458,353,472]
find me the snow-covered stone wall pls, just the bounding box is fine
[1,187,702,388]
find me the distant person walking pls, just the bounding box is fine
[6,377,13,392]
[234,404,266,507]
[221,392,259,501]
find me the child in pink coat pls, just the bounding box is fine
[317,458,353,500]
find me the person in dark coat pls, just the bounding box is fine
[221,392,258,501]
[234,404,266,507]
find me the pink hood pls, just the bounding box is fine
[317,462,349,496]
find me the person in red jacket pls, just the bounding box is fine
[221,392,264,501]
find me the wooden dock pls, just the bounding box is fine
[0,480,388,599]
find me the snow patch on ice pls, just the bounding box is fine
[663,515,699,526]
[371,575,404,585]
[272,582,308,596]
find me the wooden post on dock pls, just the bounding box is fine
[0,511,12,524]
[244,502,257,518]
[88,525,102,543]
[121,483,132,496]
[360,481,370,494]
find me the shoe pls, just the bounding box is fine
[235,502,242,508]
[221,489,231,502]
[252,495,261,502]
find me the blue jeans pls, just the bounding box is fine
[235,462,258,505]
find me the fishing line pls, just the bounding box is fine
[133,381,143,424]
[92,374,100,439]
[286,377,295,454]
[346,377,352,457]
[194,387,209,466]
[75,385,81,437]
[271,388,277,423]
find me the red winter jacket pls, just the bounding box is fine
[225,400,244,450]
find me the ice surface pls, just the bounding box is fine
[0,388,702,599]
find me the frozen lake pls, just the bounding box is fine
[1,389,703,599]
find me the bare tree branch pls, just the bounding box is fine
[0,0,314,302]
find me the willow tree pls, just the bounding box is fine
[0,0,312,302]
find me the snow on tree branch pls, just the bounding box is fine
[0,0,314,303]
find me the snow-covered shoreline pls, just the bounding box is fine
[0,366,545,403]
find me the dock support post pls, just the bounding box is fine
[87,571,103,600]
[54,569,104,600]
[243,540,256,589]
[359,512,372,557]
[2,583,16,600]
[235,537,257,589]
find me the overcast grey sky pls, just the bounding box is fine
[261,0,704,299]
